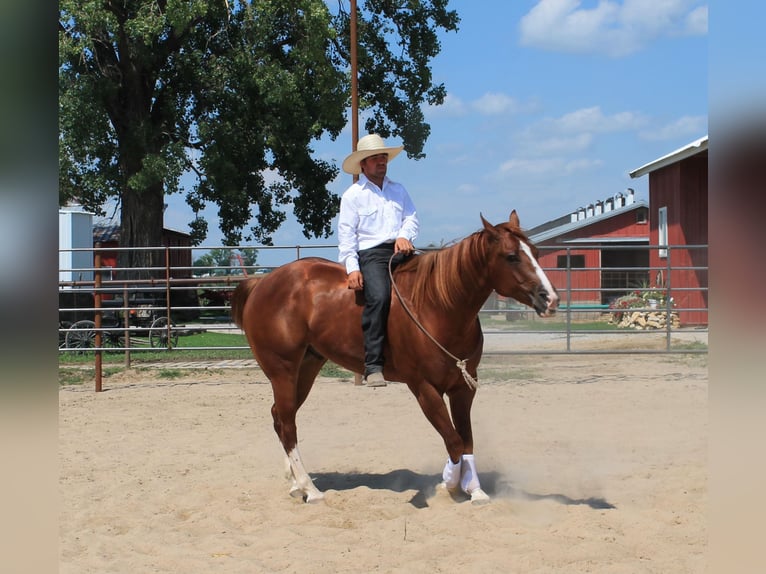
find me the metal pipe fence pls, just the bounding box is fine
[59,243,708,388]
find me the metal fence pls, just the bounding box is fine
[59,243,708,387]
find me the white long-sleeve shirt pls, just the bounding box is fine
[337,174,419,274]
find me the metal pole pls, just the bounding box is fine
[123,286,131,368]
[351,0,363,384]
[565,248,572,352]
[165,246,173,349]
[94,243,103,392]
[350,0,359,183]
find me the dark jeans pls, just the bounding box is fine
[358,243,406,376]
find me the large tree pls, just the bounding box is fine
[59,0,459,268]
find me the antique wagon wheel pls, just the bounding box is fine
[65,320,96,351]
[149,316,179,348]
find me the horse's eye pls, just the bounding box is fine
[506,253,520,263]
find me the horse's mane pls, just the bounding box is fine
[397,230,490,310]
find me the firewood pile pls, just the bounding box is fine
[609,309,681,330]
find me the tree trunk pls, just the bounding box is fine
[119,180,166,277]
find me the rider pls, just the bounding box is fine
[337,134,419,387]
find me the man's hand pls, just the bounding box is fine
[394,237,415,255]
[347,270,363,290]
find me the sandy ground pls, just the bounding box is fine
[60,351,707,573]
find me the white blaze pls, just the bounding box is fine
[519,240,559,309]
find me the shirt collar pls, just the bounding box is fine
[359,173,392,190]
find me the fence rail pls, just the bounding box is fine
[59,243,708,389]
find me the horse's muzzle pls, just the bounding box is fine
[533,286,559,317]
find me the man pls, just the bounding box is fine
[338,134,419,387]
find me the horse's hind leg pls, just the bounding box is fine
[271,349,327,503]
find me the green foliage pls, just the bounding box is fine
[58,367,121,385]
[193,247,259,275]
[319,362,354,379]
[157,368,185,379]
[59,0,459,247]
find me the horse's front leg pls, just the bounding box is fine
[413,383,484,501]
[447,387,490,504]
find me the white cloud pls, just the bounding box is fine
[426,92,541,119]
[456,183,481,195]
[684,5,708,35]
[498,153,603,178]
[531,133,594,155]
[471,92,520,115]
[499,157,561,175]
[639,114,707,140]
[563,158,604,173]
[544,106,647,133]
[424,93,467,117]
[519,0,707,57]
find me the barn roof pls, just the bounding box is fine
[528,199,648,244]
[629,135,708,178]
[93,222,120,243]
[92,222,190,244]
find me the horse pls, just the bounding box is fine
[231,211,559,503]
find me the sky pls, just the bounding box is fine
[162,0,709,266]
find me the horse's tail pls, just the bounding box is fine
[230,277,261,328]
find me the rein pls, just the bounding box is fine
[388,253,479,390]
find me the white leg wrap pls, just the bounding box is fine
[442,458,462,491]
[460,454,481,494]
[461,454,490,503]
[286,447,324,503]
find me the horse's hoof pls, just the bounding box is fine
[438,481,459,493]
[289,485,304,499]
[304,490,325,504]
[470,488,491,505]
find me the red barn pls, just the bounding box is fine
[92,223,193,280]
[629,136,708,326]
[527,189,651,309]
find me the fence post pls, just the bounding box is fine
[94,243,103,392]
[165,245,173,349]
[664,246,673,350]
[565,247,572,352]
[123,285,131,369]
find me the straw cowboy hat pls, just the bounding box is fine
[342,134,404,175]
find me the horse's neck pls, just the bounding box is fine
[410,259,494,324]
[451,280,493,320]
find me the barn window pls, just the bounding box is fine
[636,207,648,224]
[658,206,668,258]
[557,254,585,269]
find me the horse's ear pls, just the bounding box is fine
[509,210,520,228]
[480,213,499,238]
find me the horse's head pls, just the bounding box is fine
[481,211,559,317]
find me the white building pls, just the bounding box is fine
[59,205,93,285]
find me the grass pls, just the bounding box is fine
[157,368,186,379]
[319,362,355,379]
[59,366,122,386]
[478,366,541,382]
[479,315,621,332]
[673,340,708,352]
[59,329,251,365]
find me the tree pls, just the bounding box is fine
[59,0,460,270]
[192,247,259,276]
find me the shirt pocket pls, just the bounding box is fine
[358,205,378,217]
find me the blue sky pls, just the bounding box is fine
[163,0,708,265]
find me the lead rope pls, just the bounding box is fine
[388,254,479,390]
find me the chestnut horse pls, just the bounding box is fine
[231,211,558,503]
